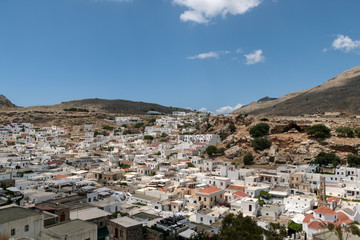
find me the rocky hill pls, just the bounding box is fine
[0,95,16,108]
[235,66,360,116]
[22,98,188,114]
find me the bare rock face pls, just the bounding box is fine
[269,144,278,157]
[225,146,242,159]
[0,95,16,108]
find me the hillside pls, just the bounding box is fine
[0,95,16,108]
[235,66,360,116]
[21,98,188,114]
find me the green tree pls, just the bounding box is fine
[251,138,271,151]
[288,220,302,235]
[243,153,254,165]
[189,232,217,240]
[307,124,331,139]
[347,154,360,167]
[228,124,236,133]
[265,223,287,240]
[250,123,270,137]
[313,152,340,167]
[206,145,218,158]
[259,191,271,200]
[219,213,264,240]
[336,127,354,138]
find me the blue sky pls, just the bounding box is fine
[0,0,359,113]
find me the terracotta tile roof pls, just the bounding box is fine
[327,197,341,204]
[314,206,336,215]
[139,165,150,169]
[335,211,353,226]
[197,186,223,194]
[54,174,68,179]
[234,191,249,199]
[303,214,315,223]
[308,220,326,230]
[226,185,245,192]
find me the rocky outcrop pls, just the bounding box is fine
[225,146,242,159]
[0,95,16,108]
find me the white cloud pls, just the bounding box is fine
[199,107,208,112]
[187,51,219,60]
[173,0,262,24]
[332,35,360,53]
[236,48,243,53]
[215,103,243,114]
[244,49,265,65]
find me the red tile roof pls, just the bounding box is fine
[335,211,353,226]
[327,197,341,204]
[226,185,245,192]
[197,186,223,194]
[314,206,336,215]
[139,165,150,169]
[54,174,68,179]
[308,220,326,230]
[303,214,315,223]
[234,191,249,199]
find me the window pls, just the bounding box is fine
[249,205,252,211]
[24,225,29,232]
[204,197,207,201]
[120,230,123,237]
[200,217,203,222]
[199,197,201,201]
[11,229,15,236]
[115,228,119,238]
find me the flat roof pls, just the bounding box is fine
[111,216,142,228]
[0,206,41,224]
[45,219,96,235]
[70,207,111,220]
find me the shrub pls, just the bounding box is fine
[307,124,331,139]
[243,153,254,165]
[228,124,236,133]
[102,125,114,131]
[134,122,144,128]
[336,127,354,138]
[251,138,271,151]
[187,162,195,168]
[312,152,340,167]
[63,108,89,112]
[355,128,360,138]
[347,154,360,167]
[144,135,154,140]
[217,147,226,155]
[220,132,229,141]
[250,123,270,137]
